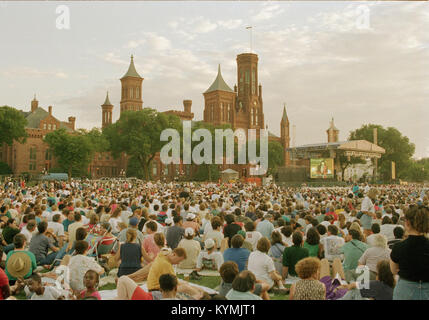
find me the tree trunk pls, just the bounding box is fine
[68,167,72,182]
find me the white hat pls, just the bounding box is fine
[186,213,196,220]
[185,227,195,237]
[165,218,173,225]
[204,238,215,249]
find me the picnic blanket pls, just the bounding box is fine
[98,280,218,300]
[175,268,220,277]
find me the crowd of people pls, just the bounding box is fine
[0,177,428,300]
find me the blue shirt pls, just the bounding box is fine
[256,220,274,240]
[223,248,250,272]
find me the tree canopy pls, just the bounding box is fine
[0,106,28,146]
[348,124,415,181]
[103,109,182,180]
[44,128,94,180]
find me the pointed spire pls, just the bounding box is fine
[204,64,234,93]
[102,91,113,106]
[33,94,37,101]
[282,103,288,122]
[121,54,142,79]
[328,117,338,131]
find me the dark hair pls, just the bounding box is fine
[75,240,89,254]
[292,231,303,246]
[76,227,87,241]
[26,220,36,231]
[211,217,222,230]
[305,227,320,245]
[316,224,327,236]
[225,214,235,225]
[74,212,82,222]
[257,237,271,253]
[393,226,404,239]
[231,234,244,248]
[29,273,42,283]
[245,221,255,232]
[232,271,256,293]
[271,231,283,246]
[220,261,239,284]
[349,229,361,240]
[371,223,380,234]
[159,273,178,292]
[37,221,48,234]
[281,225,293,238]
[84,269,99,287]
[381,216,393,225]
[146,221,158,232]
[377,260,395,288]
[7,218,15,226]
[13,233,26,248]
[52,214,61,223]
[327,225,338,236]
[173,215,182,224]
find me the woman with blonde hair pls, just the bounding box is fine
[358,233,391,280]
[289,257,325,300]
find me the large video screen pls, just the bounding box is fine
[310,158,334,179]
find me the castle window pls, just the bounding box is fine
[136,88,139,99]
[227,104,231,121]
[29,147,37,160]
[53,124,56,130]
[252,70,256,95]
[220,103,223,121]
[255,109,259,126]
[211,104,214,121]
[245,71,250,84]
[153,165,157,176]
[43,123,46,130]
[45,149,52,161]
[130,88,133,99]
[48,124,52,130]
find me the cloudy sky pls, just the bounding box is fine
[1,1,428,158]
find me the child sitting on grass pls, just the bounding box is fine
[77,269,101,300]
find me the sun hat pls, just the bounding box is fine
[6,252,32,278]
[165,218,173,225]
[204,238,215,249]
[185,227,195,237]
[186,213,196,220]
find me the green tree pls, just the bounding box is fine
[103,109,182,180]
[267,140,284,176]
[0,106,28,146]
[349,124,415,181]
[0,162,12,174]
[403,159,429,182]
[44,128,93,181]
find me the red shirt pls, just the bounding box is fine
[0,268,9,300]
[326,211,338,222]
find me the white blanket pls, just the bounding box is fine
[99,281,218,300]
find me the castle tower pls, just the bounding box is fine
[280,104,291,166]
[236,53,264,131]
[327,117,339,143]
[120,55,143,115]
[203,64,236,127]
[31,94,39,112]
[101,92,113,129]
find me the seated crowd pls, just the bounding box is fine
[0,179,428,300]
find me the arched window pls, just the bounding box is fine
[211,104,214,121]
[130,88,133,99]
[250,108,254,125]
[136,87,139,99]
[220,103,223,121]
[255,109,259,126]
[227,104,231,121]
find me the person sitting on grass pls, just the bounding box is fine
[195,238,224,275]
[26,273,66,300]
[223,234,250,272]
[225,270,262,300]
[159,273,179,300]
[115,275,155,300]
[289,257,326,300]
[218,261,239,297]
[68,240,104,293]
[177,228,201,269]
[29,221,59,268]
[76,269,102,300]
[248,237,288,295]
[282,231,309,280]
[5,234,37,283]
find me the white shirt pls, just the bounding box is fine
[380,224,402,241]
[109,217,122,234]
[361,197,375,213]
[248,250,276,288]
[21,227,34,244]
[196,251,224,271]
[68,254,104,292]
[48,211,62,222]
[245,231,263,251]
[48,221,65,237]
[30,286,63,300]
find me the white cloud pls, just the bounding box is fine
[218,19,243,30]
[2,67,69,79]
[251,5,284,22]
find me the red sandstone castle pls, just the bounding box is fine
[1,52,292,180]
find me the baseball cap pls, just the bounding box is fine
[185,227,194,237]
[129,217,139,226]
[204,238,215,249]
